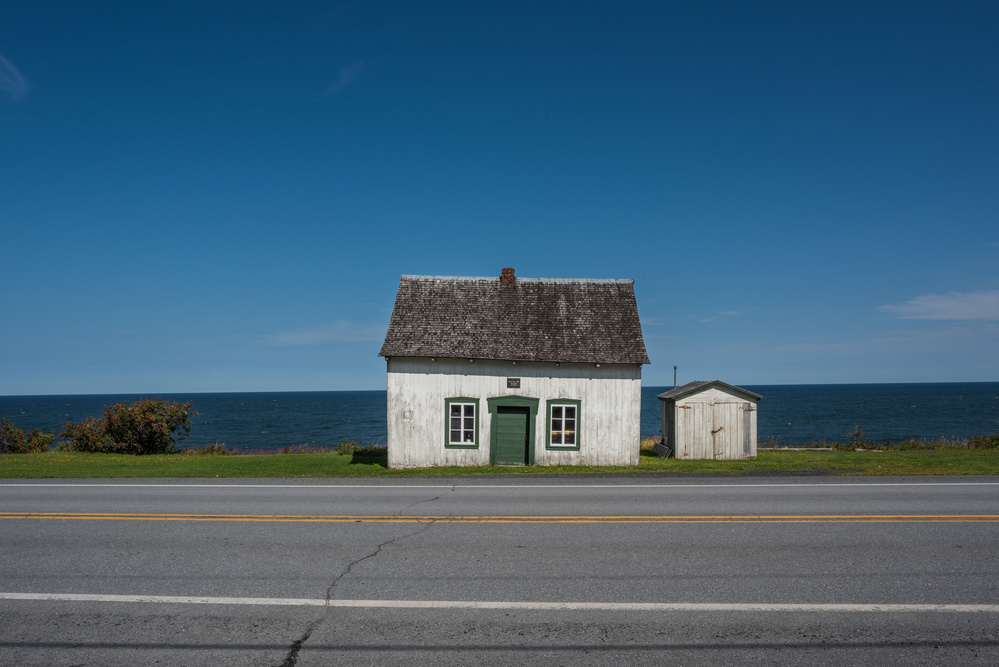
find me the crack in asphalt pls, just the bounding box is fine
[274,504,442,667]
[397,484,459,515]
[400,493,443,513]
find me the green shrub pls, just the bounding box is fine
[968,433,999,449]
[0,419,55,453]
[352,444,387,457]
[332,439,360,455]
[60,398,197,455]
[58,416,114,452]
[825,432,999,451]
[849,424,869,447]
[182,443,236,456]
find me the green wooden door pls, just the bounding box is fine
[494,406,529,465]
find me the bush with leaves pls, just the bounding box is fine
[969,433,999,449]
[58,416,113,452]
[353,444,387,457]
[183,442,236,456]
[60,398,197,454]
[0,419,55,453]
[332,439,361,455]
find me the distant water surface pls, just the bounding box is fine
[2,383,997,451]
[644,383,999,446]
[0,391,385,451]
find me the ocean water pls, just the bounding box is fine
[2,383,998,451]
[0,391,385,451]
[643,383,999,446]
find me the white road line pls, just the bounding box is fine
[1,482,998,489]
[2,593,998,613]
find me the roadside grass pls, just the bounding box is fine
[0,451,388,479]
[2,448,998,478]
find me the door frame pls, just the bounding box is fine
[487,396,539,465]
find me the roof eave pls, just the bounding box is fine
[658,380,762,401]
[382,353,649,365]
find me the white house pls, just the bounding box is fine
[658,381,761,460]
[379,268,650,469]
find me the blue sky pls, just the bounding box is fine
[2,1,997,395]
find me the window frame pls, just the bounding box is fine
[546,399,581,451]
[445,397,480,449]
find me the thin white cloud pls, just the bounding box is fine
[697,310,744,323]
[880,290,999,320]
[325,61,363,96]
[0,53,28,101]
[265,321,384,346]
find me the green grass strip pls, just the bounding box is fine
[1,449,998,478]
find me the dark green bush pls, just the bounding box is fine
[352,444,387,457]
[827,432,999,451]
[182,443,236,456]
[332,439,360,455]
[329,440,385,457]
[0,419,55,453]
[60,398,197,455]
[968,433,999,449]
[58,416,113,452]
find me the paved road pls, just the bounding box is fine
[2,476,998,665]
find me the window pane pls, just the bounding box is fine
[450,430,460,443]
[451,405,462,417]
[463,432,474,443]
[466,405,476,417]
[464,417,474,430]
[548,403,578,448]
[451,417,461,429]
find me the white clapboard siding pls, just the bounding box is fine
[386,357,642,469]
[662,385,758,460]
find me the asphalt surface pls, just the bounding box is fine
[2,476,998,665]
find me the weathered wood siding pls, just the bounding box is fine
[386,357,642,468]
[661,385,758,460]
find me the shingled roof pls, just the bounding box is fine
[658,381,762,401]
[379,274,650,364]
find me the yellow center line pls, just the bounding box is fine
[2,513,999,524]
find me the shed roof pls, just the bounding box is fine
[658,380,762,401]
[379,274,650,364]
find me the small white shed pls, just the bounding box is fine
[658,381,762,460]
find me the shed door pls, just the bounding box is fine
[676,402,710,459]
[711,403,744,460]
[494,406,529,465]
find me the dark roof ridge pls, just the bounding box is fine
[401,274,635,285]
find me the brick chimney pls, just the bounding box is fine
[500,267,515,283]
